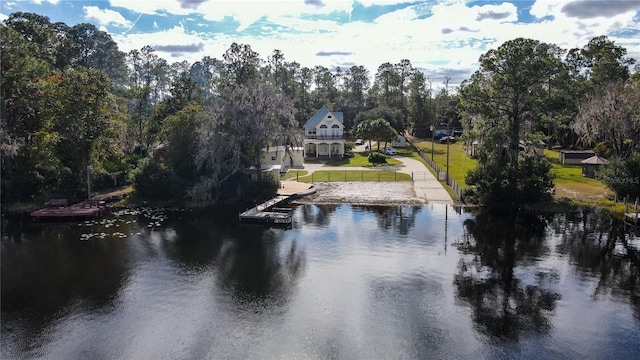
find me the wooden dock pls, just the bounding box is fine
[239,195,292,226]
[31,199,105,219]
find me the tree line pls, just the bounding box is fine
[2,12,639,207]
[460,36,640,206]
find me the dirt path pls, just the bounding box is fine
[92,186,133,201]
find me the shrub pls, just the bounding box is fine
[368,152,387,163]
[465,155,554,207]
[131,158,185,199]
[92,169,127,190]
[593,142,614,158]
[597,155,640,198]
[345,143,354,152]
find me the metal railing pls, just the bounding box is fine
[407,138,465,202]
[304,135,344,140]
[289,170,407,183]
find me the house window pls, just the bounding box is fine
[328,115,332,118]
[331,124,340,136]
[271,156,276,161]
[319,124,327,136]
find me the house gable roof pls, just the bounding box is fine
[303,106,343,128]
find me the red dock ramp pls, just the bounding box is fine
[31,199,104,219]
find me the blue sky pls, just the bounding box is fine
[2,0,640,87]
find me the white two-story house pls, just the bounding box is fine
[303,106,345,158]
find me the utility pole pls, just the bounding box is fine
[87,165,93,199]
[443,75,450,186]
[446,121,450,185]
[429,79,434,161]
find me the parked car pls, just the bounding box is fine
[381,147,397,155]
[439,136,456,144]
[433,133,448,140]
[355,139,364,145]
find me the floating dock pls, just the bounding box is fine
[31,199,105,219]
[239,196,292,226]
[238,181,317,227]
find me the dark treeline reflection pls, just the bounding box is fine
[1,223,130,314]
[454,210,561,342]
[299,204,339,227]
[1,220,130,351]
[551,208,640,321]
[1,207,307,345]
[216,226,306,306]
[455,208,640,342]
[359,205,422,235]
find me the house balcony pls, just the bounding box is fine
[304,135,344,140]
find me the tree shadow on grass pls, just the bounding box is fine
[324,158,351,166]
[422,148,447,156]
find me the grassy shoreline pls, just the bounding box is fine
[4,145,632,217]
[409,137,632,216]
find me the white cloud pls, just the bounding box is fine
[197,0,353,31]
[108,0,191,15]
[109,0,353,31]
[84,6,132,28]
[107,0,640,89]
[113,24,214,60]
[530,0,564,19]
[357,0,419,5]
[0,12,8,22]
[528,0,640,49]
[31,0,60,4]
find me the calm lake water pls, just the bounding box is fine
[1,204,639,359]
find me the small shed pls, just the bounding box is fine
[261,146,304,172]
[581,155,609,178]
[559,150,595,164]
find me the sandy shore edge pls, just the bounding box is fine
[291,182,426,206]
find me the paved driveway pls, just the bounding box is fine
[300,153,453,204]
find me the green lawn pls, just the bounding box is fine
[296,170,411,182]
[411,139,477,188]
[280,170,308,181]
[323,152,402,167]
[293,139,620,210]
[543,149,613,201]
[409,138,617,208]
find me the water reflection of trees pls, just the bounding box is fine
[1,222,129,351]
[553,208,640,321]
[454,211,561,342]
[1,224,129,313]
[154,208,307,309]
[359,205,421,235]
[155,208,234,267]
[299,204,339,227]
[216,226,306,308]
